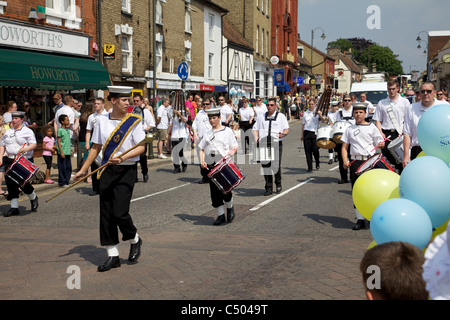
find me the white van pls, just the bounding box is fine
[350,82,388,106]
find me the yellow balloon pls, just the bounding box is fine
[367,240,377,250]
[416,151,427,158]
[432,218,449,238]
[353,169,400,221]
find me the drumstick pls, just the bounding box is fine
[369,135,391,154]
[45,138,149,203]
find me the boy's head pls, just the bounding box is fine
[360,241,428,300]
[58,114,69,126]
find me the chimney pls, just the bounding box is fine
[327,47,341,61]
[372,63,377,72]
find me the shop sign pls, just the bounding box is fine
[0,20,89,56]
[103,44,115,59]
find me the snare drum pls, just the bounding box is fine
[387,135,409,164]
[6,155,39,187]
[208,156,246,194]
[316,125,336,149]
[332,121,352,144]
[355,153,397,175]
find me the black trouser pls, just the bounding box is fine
[137,143,148,176]
[206,156,232,207]
[350,159,365,209]
[91,162,100,193]
[4,157,34,200]
[411,146,422,160]
[99,164,137,246]
[335,143,348,181]
[171,138,187,169]
[239,121,253,153]
[382,129,402,173]
[303,130,320,171]
[262,141,283,190]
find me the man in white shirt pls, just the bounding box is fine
[133,95,155,181]
[253,97,289,196]
[359,93,374,118]
[436,90,450,104]
[219,96,233,126]
[54,95,75,144]
[373,79,410,172]
[156,97,170,159]
[192,98,212,184]
[403,82,439,167]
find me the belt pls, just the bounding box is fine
[382,129,397,133]
[353,155,370,161]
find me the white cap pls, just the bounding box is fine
[205,107,222,116]
[108,86,133,97]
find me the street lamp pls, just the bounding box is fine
[416,31,428,42]
[417,40,427,56]
[310,27,326,95]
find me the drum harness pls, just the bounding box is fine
[262,111,279,159]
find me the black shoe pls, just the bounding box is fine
[227,207,235,223]
[89,191,99,196]
[97,256,121,272]
[143,174,149,182]
[3,208,20,217]
[128,237,142,263]
[182,166,187,172]
[198,178,208,184]
[316,164,320,170]
[328,159,333,164]
[264,189,273,196]
[307,168,312,172]
[30,196,39,212]
[213,214,226,225]
[276,185,282,193]
[352,220,366,230]
[334,157,338,162]
[338,179,348,184]
[173,167,181,174]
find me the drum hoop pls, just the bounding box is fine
[356,154,382,174]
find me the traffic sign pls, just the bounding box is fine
[177,62,189,81]
[274,69,285,87]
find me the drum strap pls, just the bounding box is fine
[264,112,279,158]
[352,126,376,156]
[386,106,402,134]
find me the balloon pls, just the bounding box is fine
[399,156,450,228]
[352,169,400,220]
[432,218,450,238]
[367,240,377,250]
[370,198,433,250]
[416,151,426,158]
[417,104,450,164]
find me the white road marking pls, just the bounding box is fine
[131,183,190,202]
[329,166,339,171]
[249,178,314,211]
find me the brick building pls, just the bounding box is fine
[0,0,109,130]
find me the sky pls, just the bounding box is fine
[298,0,450,75]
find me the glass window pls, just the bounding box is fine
[209,14,214,40]
[208,53,214,78]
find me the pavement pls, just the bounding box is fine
[0,119,371,307]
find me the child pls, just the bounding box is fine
[42,125,56,184]
[360,241,428,300]
[56,114,73,187]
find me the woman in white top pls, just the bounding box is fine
[238,100,255,154]
[169,108,188,173]
[301,98,323,172]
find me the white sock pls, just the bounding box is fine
[27,191,37,201]
[355,208,364,220]
[217,205,224,216]
[329,153,333,160]
[130,233,140,244]
[225,199,233,209]
[11,198,19,209]
[106,245,119,257]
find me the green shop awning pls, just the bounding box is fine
[0,47,110,90]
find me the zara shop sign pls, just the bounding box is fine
[0,20,89,56]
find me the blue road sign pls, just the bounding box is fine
[298,77,303,85]
[177,62,189,81]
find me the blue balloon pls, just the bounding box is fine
[399,156,450,228]
[417,104,450,164]
[371,198,432,250]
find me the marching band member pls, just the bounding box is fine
[0,111,38,217]
[335,95,355,184]
[169,106,188,174]
[238,99,255,154]
[199,107,238,225]
[252,97,289,196]
[74,86,145,272]
[192,98,212,184]
[327,101,339,164]
[341,103,385,230]
[300,98,324,172]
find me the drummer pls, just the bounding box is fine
[334,95,354,184]
[341,103,385,230]
[0,111,39,217]
[327,101,339,164]
[198,107,238,225]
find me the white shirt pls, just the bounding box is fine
[170,116,188,140]
[341,123,384,157]
[253,111,289,142]
[335,107,355,125]
[253,104,268,120]
[403,101,438,147]
[1,125,36,158]
[198,126,238,156]
[302,110,320,133]
[220,104,234,123]
[327,111,338,125]
[435,98,450,105]
[239,106,255,122]
[156,105,170,129]
[86,109,109,133]
[373,95,410,131]
[142,108,156,130]
[91,114,145,165]
[54,105,75,138]
[192,110,212,139]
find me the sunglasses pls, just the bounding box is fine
[344,99,351,102]
[437,93,443,95]
[420,90,433,94]
[267,103,276,106]
[202,103,210,105]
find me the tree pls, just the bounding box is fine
[358,44,404,76]
[327,38,353,52]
